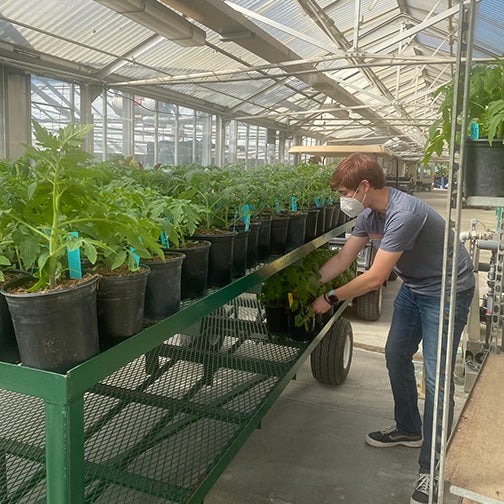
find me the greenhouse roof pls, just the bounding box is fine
[0,0,503,161]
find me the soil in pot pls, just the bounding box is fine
[95,264,150,345]
[193,229,237,288]
[141,252,185,323]
[0,271,32,363]
[286,211,308,252]
[1,274,100,373]
[172,240,211,299]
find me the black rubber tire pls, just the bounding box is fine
[310,318,353,385]
[355,287,382,321]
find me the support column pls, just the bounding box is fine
[122,93,134,157]
[80,84,101,155]
[228,120,238,165]
[4,70,31,159]
[215,116,226,167]
[266,129,276,164]
[291,134,303,165]
[201,113,212,166]
[278,134,286,163]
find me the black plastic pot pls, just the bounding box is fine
[245,222,261,268]
[231,228,249,278]
[96,266,150,344]
[256,218,272,261]
[330,202,341,229]
[264,304,288,334]
[324,206,335,233]
[0,271,32,363]
[270,215,290,256]
[193,230,237,288]
[335,207,351,237]
[141,252,185,323]
[315,206,326,237]
[286,212,308,252]
[1,275,100,373]
[304,208,320,243]
[287,309,315,342]
[172,240,211,299]
[464,139,504,198]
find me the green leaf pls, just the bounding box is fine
[0,255,11,266]
[111,250,127,270]
[82,240,98,265]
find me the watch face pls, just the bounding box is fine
[328,294,338,305]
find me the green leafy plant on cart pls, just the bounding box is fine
[260,248,357,331]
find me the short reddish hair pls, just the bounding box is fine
[330,153,386,191]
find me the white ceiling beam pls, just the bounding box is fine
[368,4,460,54]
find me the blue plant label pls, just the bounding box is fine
[275,198,281,214]
[470,120,479,140]
[241,204,251,231]
[160,231,169,247]
[130,247,140,267]
[290,196,297,212]
[67,231,82,279]
[314,197,322,208]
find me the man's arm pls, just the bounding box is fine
[313,247,402,313]
[319,235,369,283]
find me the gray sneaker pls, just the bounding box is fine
[410,473,437,504]
[365,424,423,448]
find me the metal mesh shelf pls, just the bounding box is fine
[0,223,354,504]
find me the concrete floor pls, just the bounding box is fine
[204,190,496,504]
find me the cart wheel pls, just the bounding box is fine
[355,286,382,321]
[311,318,353,385]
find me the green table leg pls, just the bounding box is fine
[45,398,85,504]
[0,449,6,501]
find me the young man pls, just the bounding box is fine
[312,153,474,504]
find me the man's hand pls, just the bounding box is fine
[312,294,333,314]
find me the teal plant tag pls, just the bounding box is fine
[130,247,140,267]
[160,231,169,247]
[290,196,297,212]
[67,231,82,279]
[314,197,321,208]
[274,198,281,214]
[241,204,251,231]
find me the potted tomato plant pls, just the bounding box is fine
[423,59,504,200]
[0,122,106,373]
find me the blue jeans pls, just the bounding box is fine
[385,282,474,472]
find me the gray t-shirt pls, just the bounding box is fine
[352,187,474,295]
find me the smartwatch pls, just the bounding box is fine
[323,289,339,305]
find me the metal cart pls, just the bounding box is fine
[0,221,354,504]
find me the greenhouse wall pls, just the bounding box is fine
[0,66,302,167]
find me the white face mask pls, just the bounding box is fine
[340,187,367,218]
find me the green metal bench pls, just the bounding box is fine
[0,222,354,504]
